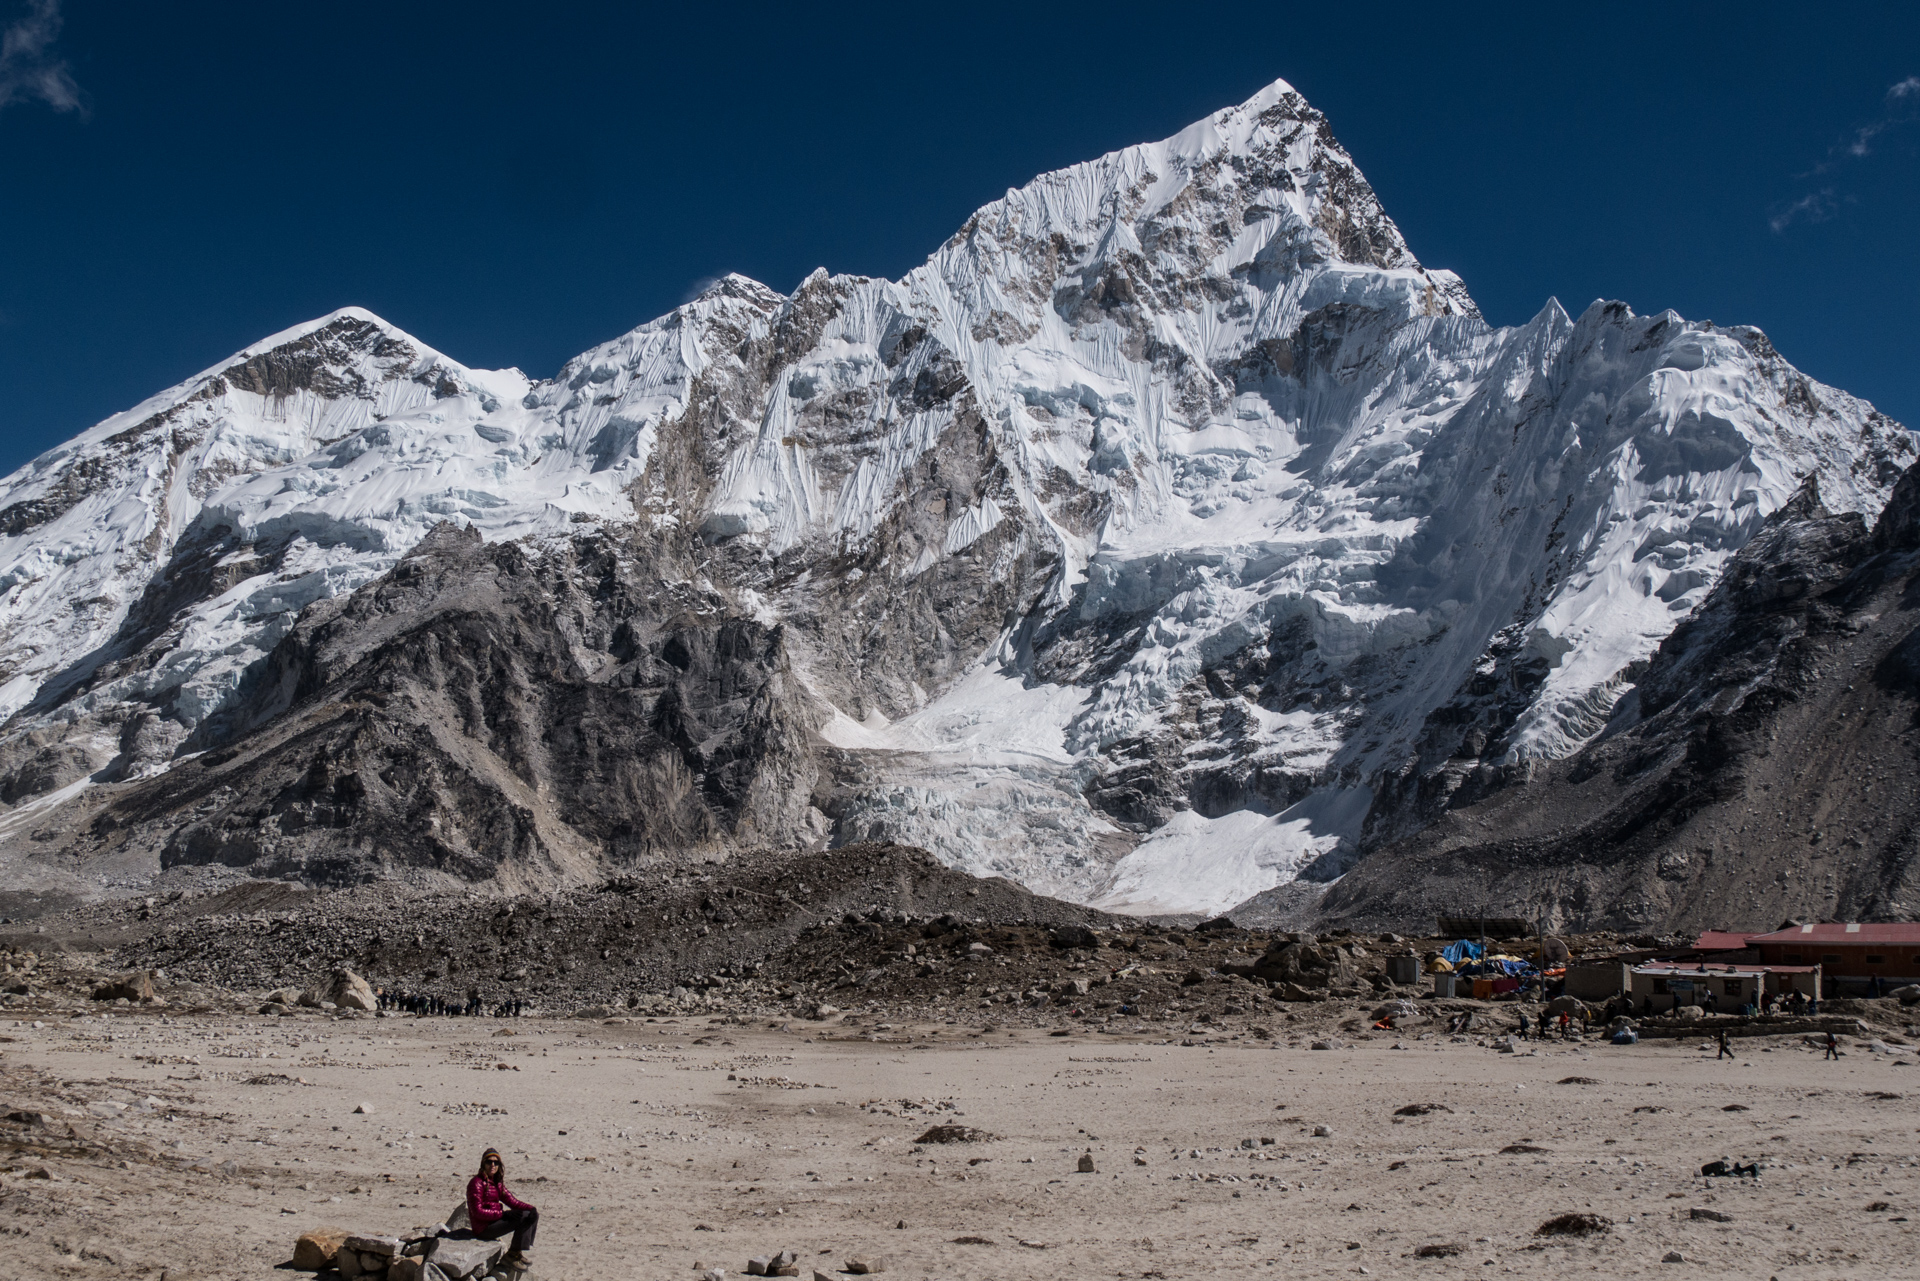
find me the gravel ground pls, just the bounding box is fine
[1,1006,1915,1280]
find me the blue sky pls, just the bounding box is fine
[0,2,1914,474]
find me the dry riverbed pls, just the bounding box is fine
[1,1011,1914,1279]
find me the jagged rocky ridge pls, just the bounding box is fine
[0,78,1910,921]
[1317,459,1920,933]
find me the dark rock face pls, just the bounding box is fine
[1322,466,1920,932]
[56,525,825,887]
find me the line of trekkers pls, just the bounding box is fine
[375,989,524,1017]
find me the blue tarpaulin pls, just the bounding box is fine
[1442,940,1484,965]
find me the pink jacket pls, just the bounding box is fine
[467,1174,532,1232]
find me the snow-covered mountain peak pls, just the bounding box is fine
[0,79,1910,921]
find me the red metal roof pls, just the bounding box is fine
[1639,961,1819,974]
[1691,930,1760,951]
[1749,922,1920,944]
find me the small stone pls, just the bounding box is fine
[346,1235,403,1259]
[1663,1252,1685,1263]
[1313,1124,1332,1137]
[91,970,156,1003]
[353,1102,374,1114]
[915,1123,993,1144]
[1076,1153,1095,1173]
[427,1237,504,1279]
[844,1258,884,1274]
[292,1227,353,1271]
[704,1270,727,1281]
[747,1258,771,1276]
[812,1271,838,1281]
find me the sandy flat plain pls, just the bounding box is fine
[1,1013,1914,1280]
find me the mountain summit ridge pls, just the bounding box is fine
[0,78,1910,923]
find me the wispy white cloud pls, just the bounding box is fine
[1773,74,1916,232]
[0,0,81,115]
[1768,189,1838,234]
[1842,79,1917,158]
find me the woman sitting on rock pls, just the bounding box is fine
[468,1148,537,1271]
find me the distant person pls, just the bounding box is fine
[1824,1031,1841,1061]
[468,1148,538,1272]
[1517,1012,1530,1041]
[1716,1029,1735,1061]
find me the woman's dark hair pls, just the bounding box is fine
[477,1149,505,1179]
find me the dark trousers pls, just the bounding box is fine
[479,1207,538,1255]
